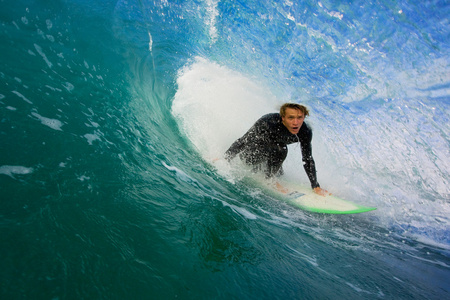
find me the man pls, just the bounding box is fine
[224,103,329,196]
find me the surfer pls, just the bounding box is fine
[224,103,329,196]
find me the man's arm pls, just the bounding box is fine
[300,128,320,189]
[300,127,330,195]
[302,151,320,189]
[224,136,246,161]
[224,116,267,161]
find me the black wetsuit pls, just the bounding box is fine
[224,113,320,189]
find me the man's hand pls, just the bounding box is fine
[275,182,290,194]
[314,187,331,196]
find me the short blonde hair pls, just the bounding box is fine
[280,103,310,117]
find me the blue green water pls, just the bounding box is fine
[1,0,449,299]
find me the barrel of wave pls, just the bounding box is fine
[172,57,282,166]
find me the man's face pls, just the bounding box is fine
[282,108,304,134]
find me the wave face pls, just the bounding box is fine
[1,0,449,298]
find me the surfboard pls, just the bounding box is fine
[275,184,376,214]
[214,159,376,214]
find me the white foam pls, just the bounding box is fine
[62,82,74,92]
[204,0,219,43]
[77,175,90,182]
[31,112,63,131]
[162,161,197,184]
[12,90,33,104]
[84,133,100,145]
[221,200,258,220]
[34,43,53,68]
[0,165,34,178]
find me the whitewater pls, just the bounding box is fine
[1,0,449,299]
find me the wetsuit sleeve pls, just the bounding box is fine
[224,116,265,161]
[301,129,320,189]
[224,136,247,161]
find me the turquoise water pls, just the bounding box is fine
[1,0,449,299]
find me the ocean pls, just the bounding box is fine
[1,0,449,299]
